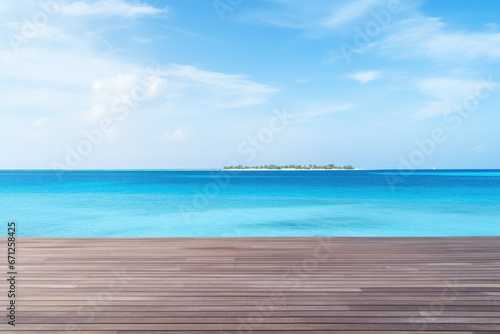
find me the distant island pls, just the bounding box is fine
[222,164,355,170]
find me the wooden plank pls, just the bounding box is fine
[0,237,498,332]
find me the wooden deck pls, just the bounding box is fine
[1,237,499,333]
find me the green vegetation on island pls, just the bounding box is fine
[223,164,355,170]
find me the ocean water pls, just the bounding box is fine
[0,170,499,237]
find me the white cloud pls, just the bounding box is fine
[290,102,355,123]
[84,64,279,124]
[0,39,279,127]
[471,145,485,155]
[32,117,50,127]
[91,73,166,99]
[162,65,276,94]
[242,0,386,31]
[0,22,279,168]
[159,65,279,109]
[347,70,381,83]
[17,117,52,140]
[73,59,278,122]
[413,78,483,120]
[133,36,152,43]
[162,126,193,144]
[78,64,278,139]
[60,0,167,17]
[323,0,384,27]
[2,21,71,42]
[84,73,167,122]
[379,17,500,62]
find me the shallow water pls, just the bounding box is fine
[1,170,499,237]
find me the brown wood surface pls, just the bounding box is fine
[0,237,499,333]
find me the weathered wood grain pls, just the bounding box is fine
[0,237,498,333]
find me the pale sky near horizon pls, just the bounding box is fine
[1,0,499,169]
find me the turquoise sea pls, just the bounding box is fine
[1,170,499,237]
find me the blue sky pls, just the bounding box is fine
[1,0,499,169]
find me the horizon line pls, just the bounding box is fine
[0,168,499,171]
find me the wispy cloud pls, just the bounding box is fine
[242,0,386,31]
[82,64,279,127]
[159,24,208,40]
[323,0,384,27]
[60,0,167,17]
[379,17,500,62]
[159,65,280,109]
[347,70,382,83]
[162,126,194,144]
[0,33,279,164]
[413,78,482,120]
[32,117,51,128]
[84,73,167,123]
[471,145,485,155]
[290,102,355,123]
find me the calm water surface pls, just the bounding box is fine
[0,170,499,237]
